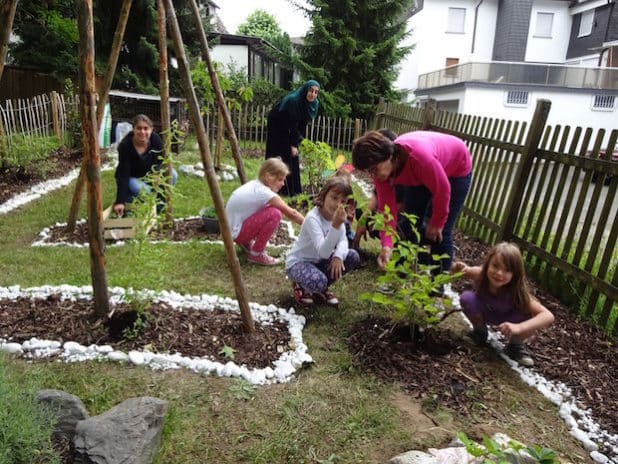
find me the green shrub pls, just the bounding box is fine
[0,135,61,176]
[0,355,61,464]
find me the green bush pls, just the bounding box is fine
[0,135,61,176]
[0,355,61,464]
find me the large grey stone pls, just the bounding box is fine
[74,396,168,464]
[37,389,89,441]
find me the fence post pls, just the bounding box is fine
[50,91,61,139]
[354,118,362,140]
[373,98,386,130]
[499,99,551,241]
[421,98,436,130]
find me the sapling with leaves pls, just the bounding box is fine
[360,205,461,346]
[299,139,336,195]
[456,432,558,464]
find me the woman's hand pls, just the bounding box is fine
[425,224,443,243]
[291,146,299,157]
[377,247,392,270]
[329,257,344,280]
[113,203,125,217]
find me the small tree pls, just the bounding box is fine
[360,206,461,347]
[299,139,335,195]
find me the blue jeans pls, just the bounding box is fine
[124,168,178,204]
[396,172,472,273]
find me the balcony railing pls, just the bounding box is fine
[417,61,618,91]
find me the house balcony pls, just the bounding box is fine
[417,61,618,91]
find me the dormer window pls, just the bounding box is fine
[578,10,594,37]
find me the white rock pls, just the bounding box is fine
[107,351,129,362]
[64,341,87,354]
[570,428,599,451]
[128,351,145,365]
[590,451,609,463]
[0,343,23,354]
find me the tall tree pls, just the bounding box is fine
[236,9,293,73]
[9,0,214,94]
[299,0,414,119]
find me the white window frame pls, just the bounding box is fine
[591,94,616,112]
[504,90,529,107]
[534,12,554,38]
[578,10,595,37]
[446,7,466,34]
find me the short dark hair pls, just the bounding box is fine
[132,114,153,128]
[351,130,395,171]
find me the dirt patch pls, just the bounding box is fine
[347,231,618,459]
[39,218,294,247]
[0,295,290,368]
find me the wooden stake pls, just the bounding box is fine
[77,0,110,317]
[163,0,254,334]
[187,0,247,184]
[0,0,18,82]
[66,0,132,233]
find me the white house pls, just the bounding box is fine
[398,0,618,146]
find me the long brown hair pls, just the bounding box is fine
[478,242,532,314]
[314,176,353,207]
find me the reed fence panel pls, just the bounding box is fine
[377,100,618,334]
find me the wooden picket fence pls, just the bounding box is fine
[0,92,76,149]
[204,103,368,154]
[374,100,618,335]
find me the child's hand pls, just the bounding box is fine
[332,203,348,228]
[329,257,344,280]
[451,261,467,273]
[497,322,524,340]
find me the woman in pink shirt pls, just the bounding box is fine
[352,130,472,273]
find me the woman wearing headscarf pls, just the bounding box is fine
[265,80,320,196]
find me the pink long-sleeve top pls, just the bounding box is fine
[374,131,472,248]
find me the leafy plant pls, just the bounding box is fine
[121,293,152,341]
[219,345,236,360]
[457,432,559,464]
[360,206,461,346]
[299,139,336,195]
[228,379,256,401]
[200,206,217,219]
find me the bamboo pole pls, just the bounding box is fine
[0,0,18,82]
[187,0,247,184]
[164,0,254,334]
[77,0,110,317]
[157,0,173,224]
[66,0,132,232]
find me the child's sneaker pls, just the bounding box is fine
[504,342,534,367]
[313,290,339,307]
[247,252,281,266]
[293,282,313,306]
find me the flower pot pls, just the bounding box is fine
[202,216,220,234]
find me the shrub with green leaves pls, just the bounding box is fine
[360,207,460,345]
[299,139,336,195]
[0,355,61,464]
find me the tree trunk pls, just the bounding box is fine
[77,0,110,318]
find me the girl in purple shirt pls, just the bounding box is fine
[352,130,472,273]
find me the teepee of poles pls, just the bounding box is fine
[0,0,256,334]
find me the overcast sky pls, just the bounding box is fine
[214,0,311,37]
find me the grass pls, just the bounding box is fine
[0,138,596,463]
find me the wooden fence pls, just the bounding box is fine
[204,103,368,153]
[374,100,618,335]
[0,91,76,153]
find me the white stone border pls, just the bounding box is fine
[0,285,312,385]
[448,288,617,464]
[0,158,117,216]
[32,218,297,251]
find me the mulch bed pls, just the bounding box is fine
[0,295,290,369]
[39,217,294,247]
[347,231,618,445]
